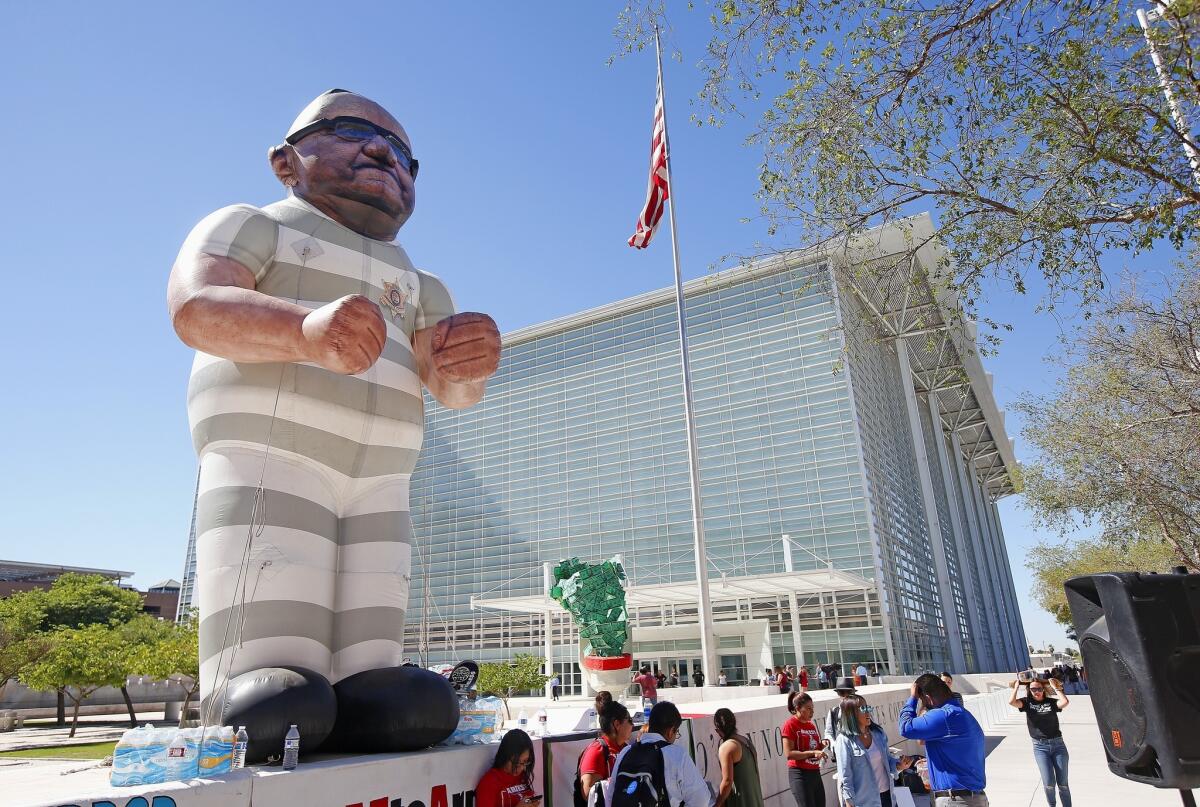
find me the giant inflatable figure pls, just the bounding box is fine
[167,90,501,761]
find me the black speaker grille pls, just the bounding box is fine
[1081,636,1147,762]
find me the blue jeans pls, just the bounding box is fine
[1032,737,1071,807]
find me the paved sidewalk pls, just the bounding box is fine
[980,694,1185,806]
[0,711,171,753]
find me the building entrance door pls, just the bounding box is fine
[670,656,704,686]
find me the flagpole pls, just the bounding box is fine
[655,26,719,687]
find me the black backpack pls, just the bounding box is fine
[610,740,670,807]
[574,740,613,807]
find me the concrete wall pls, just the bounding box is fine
[879,671,1014,695]
[0,677,188,716]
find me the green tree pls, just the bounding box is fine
[131,615,200,727]
[21,625,131,737]
[1016,257,1200,572]
[0,593,51,688]
[38,574,144,630]
[477,654,550,719]
[1026,535,1177,625]
[617,0,1200,321]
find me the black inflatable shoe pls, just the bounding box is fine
[217,666,337,764]
[324,666,460,752]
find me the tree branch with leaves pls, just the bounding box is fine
[616,0,1200,325]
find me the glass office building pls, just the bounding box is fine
[406,217,1027,688]
[180,217,1027,687]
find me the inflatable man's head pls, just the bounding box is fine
[268,89,417,240]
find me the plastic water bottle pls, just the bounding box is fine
[232,726,249,769]
[536,707,548,737]
[517,709,529,733]
[282,724,300,770]
[643,703,652,724]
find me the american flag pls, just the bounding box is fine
[628,65,669,249]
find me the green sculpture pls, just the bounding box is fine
[550,557,629,658]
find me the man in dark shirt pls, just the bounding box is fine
[899,673,988,807]
[941,672,965,706]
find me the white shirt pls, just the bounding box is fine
[604,732,714,807]
[866,740,890,791]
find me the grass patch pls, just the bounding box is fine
[0,740,117,760]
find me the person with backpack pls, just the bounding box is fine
[823,677,859,749]
[577,701,635,807]
[713,708,763,807]
[606,701,713,807]
[476,729,541,807]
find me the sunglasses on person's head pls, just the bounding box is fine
[286,116,419,179]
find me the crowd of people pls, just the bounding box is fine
[629,660,883,695]
[483,665,1076,807]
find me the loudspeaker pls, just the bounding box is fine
[1064,570,1200,789]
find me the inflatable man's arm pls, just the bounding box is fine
[410,271,500,409]
[168,205,387,375]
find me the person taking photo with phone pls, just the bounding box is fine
[477,729,541,807]
[1009,674,1071,807]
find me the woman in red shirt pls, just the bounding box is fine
[476,729,540,807]
[781,692,828,807]
[775,666,790,694]
[798,666,809,692]
[578,701,633,803]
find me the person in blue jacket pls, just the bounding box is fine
[898,674,989,807]
[833,695,914,807]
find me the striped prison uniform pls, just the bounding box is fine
[178,195,455,699]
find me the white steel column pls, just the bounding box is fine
[927,394,985,673]
[543,562,555,699]
[984,495,1026,667]
[974,492,1012,667]
[985,502,1031,666]
[781,535,806,671]
[895,340,967,672]
[828,267,901,674]
[948,429,1001,672]
[969,458,1018,669]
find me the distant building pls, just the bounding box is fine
[0,560,179,622]
[177,468,200,618]
[143,579,181,621]
[0,560,131,597]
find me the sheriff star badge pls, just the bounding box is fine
[380,277,415,323]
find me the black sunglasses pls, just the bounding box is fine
[286,116,419,179]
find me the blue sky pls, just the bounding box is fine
[0,2,1174,653]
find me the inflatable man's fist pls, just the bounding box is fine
[431,312,501,382]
